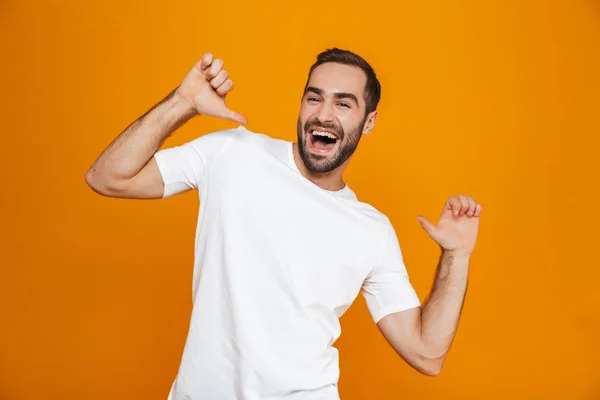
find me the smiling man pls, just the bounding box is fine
[295,54,379,187]
[86,48,482,400]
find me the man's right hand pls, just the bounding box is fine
[175,53,248,125]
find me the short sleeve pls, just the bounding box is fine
[362,221,421,324]
[153,128,239,198]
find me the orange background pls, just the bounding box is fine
[1,1,599,399]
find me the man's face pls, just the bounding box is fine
[297,62,375,173]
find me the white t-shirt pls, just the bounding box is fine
[154,126,421,400]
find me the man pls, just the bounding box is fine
[86,48,482,400]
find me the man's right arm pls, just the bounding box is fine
[85,88,196,199]
[85,52,247,199]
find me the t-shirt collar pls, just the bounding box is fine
[287,142,356,200]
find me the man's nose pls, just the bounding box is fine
[316,103,334,124]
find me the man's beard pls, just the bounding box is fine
[296,117,365,173]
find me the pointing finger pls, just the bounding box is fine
[224,108,248,125]
[416,215,438,239]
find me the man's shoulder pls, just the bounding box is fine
[183,126,286,161]
[344,194,392,229]
[205,125,286,150]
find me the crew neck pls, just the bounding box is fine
[287,142,353,199]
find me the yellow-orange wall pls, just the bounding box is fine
[1,1,599,399]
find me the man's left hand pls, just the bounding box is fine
[416,194,482,257]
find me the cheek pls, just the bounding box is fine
[337,113,359,133]
[298,107,311,127]
[299,102,313,116]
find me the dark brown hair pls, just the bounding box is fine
[305,48,381,115]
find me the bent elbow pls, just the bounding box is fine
[418,356,444,377]
[422,363,442,377]
[85,169,102,193]
[85,169,119,197]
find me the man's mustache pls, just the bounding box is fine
[304,121,344,138]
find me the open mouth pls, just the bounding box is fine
[308,128,340,154]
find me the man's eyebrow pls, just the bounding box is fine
[304,86,323,96]
[334,92,358,105]
[304,87,359,105]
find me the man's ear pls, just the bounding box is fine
[362,110,378,135]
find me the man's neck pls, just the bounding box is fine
[292,142,347,191]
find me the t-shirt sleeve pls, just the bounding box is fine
[152,128,239,198]
[362,220,421,324]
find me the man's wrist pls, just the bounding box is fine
[170,88,198,119]
[441,249,471,268]
[442,249,471,258]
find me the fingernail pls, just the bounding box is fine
[453,211,458,216]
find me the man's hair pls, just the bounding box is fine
[305,48,381,115]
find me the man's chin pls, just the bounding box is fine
[303,155,337,173]
[298,139,342,173]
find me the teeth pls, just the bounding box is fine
[312,130,337,140]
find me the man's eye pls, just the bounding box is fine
[338,103,350,108]
[307,97,320,103]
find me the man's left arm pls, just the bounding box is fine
[377,194,482,376]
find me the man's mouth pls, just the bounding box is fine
[308,127,340,154]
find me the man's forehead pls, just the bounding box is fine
[307,63,367,98]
